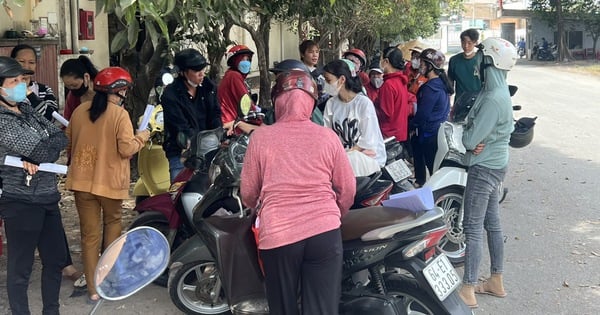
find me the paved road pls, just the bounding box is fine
[1,60,600,314]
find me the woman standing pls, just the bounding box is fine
[66,67,150,303]
[241,70,355,314]
[0,56,68,314]
[59,55,98,120]
[322,59,386,176]
[410,49,453,187]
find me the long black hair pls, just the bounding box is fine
[323,59,363,94]
[382,46,405,70]
[89,92,108,123]
[60,55,99,80]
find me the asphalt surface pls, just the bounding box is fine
[1,59,600,314]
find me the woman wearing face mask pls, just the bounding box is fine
[65,67,150,304]
[59,55,99,120]
[161,48,222,182]
[365,67,384,104]
[409,49,453,187]
[218,44,260,135]
[0,56,69,314]
[322,59,386,177]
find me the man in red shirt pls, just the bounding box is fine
[376,46,410,143]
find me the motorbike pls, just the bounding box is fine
[381,137,415,194]
[132,72,174,203]
[167,201,470,314]
[425,85,519,265]
[517,47,526,59]
[89,226,169,315]
[536,44,556,61]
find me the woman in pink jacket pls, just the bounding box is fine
[241,70,356,315]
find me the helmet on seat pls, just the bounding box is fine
[342,48,367,69]
[94,67,132,94]
[269,59,311,74]
[271,70,317,104]
[509,116,536,148]
[420,48,446,70]
[226,45,254,67]
[173,49,208,72]
[480,37,518,71]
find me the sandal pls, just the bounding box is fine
[64,270,84,282]
[74,274,87,288]
[474,279,507,298]
[86,294,100,305]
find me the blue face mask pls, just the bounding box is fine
[2,82,28,103]
[238,60,251,74]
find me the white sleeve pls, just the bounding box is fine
[355,96,387,166]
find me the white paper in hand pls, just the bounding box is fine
[4,155,68,174]
[382,186,435,212]
[138,105,155,131]
[52,111,69,127]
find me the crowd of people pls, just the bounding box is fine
[0,28,518,314]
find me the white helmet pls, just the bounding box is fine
[480,37,518,71]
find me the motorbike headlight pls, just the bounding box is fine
[155,110,164,130]
[208,163,221,184]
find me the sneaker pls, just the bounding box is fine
[74,274,87,288]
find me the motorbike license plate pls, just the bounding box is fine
[384,159,412,182]
[423,254,461,301]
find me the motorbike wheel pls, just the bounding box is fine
[433,187,466,266]
[128,211,188,287]
[386,275,446,315]
[169,260,230,315]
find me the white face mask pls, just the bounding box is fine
[464,48,476,57]
[371,77,383,89]
[411,58,420,69]
[324,80,341,97]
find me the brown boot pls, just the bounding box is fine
[474,273,507,298]
[458,284,478,308]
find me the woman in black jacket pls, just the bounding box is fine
[0,56,68,315]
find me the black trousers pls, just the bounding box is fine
[412,135,437,186]
[1,201,67,315]
[260,228,342,315]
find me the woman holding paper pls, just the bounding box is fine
[0,56,69,314]
[66,67,149,303]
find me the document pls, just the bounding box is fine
[382,186,435,212]
[52,111,69,127]
[3,155,68,175]
[138,105,155,131]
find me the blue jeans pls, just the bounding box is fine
[462,164,507,285]
[168,156,184,183]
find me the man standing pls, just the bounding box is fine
[448,28,482,121]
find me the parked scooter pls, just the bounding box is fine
[381,137,415,194]
[132,72,174,203]
[167,202,470,315]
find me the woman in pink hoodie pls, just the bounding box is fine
[241,70,356,315]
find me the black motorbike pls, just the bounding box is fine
[165,129,469,314]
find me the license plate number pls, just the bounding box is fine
[384,159,411,182]
[423,254,461,301]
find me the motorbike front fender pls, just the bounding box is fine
[424,167,468,192]
[132,179,149,197]
[169,234,213,268]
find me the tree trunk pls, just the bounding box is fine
[556,0,572,62]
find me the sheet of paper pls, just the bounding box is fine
[52,111,69,127]
[4,155,68,174]
[138,105,155,131]
[382,186,435,212]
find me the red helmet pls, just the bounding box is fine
[226,45,254,67]
[271,70,317,104]
[420,48,446,70]
[342,48,367,68]
[94,67,133,93]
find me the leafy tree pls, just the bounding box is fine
[572,0,600,59]
[529,0,574,61]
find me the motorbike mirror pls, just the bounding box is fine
[90,227,169,314]
[239,94,253,116]
[513,105,522,111]
[161,72,175,86]
[508,85,518,97]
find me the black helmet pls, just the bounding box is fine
[0,56,34,78]
[509,116,536,148]
[173,49,208,72]
[269,59,311,74]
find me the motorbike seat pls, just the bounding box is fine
[355,172,382,193]
[341,206,443,241]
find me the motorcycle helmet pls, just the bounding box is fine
[94,67,133,94]
[480,37,518,71]
[342,48,367,69]
[173,49,208,72]
[509,116,537,148]
[420,48,446,70]
[271,70,318,104]
[269,59,311,74]
[0,56,33,78]
[226,45,254,67]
